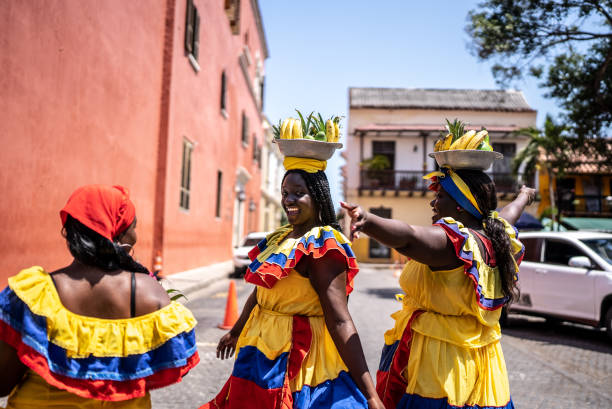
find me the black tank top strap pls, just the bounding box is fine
[130,271,136,318]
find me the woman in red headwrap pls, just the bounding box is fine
[0,185,199,408]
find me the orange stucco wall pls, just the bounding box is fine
[0,0,266,286]
[0,1,165,286]
[160,0,264,273]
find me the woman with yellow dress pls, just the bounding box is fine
[342,123,536,409]
[202,113,384,409]
[0,184,199,408]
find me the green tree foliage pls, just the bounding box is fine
[512,115,569,180]
[512,115,570,225]
[467,0,612,141]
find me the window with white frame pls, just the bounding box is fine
[184,0,200,71]
[180,139,194,210]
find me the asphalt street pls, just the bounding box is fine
[3,266,608,408]
[149,265,612,408]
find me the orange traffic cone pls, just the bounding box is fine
[218,281,238,330]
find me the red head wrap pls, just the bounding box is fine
[60,185,136,241]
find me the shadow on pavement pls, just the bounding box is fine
[363,287,401,299]
[502,314,612,354]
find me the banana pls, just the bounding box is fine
[280,118,293,139]
[449,130,476,150]
[440,133,453,151]
[291,118,302,139]
[334,121,340,142]
[466,130,488,150]
[434,139,443,152]
[326,120,334,142]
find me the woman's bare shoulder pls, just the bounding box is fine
[134,274,171,315]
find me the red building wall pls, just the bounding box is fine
[0,1,166,286]
[160,0,266,273]
[0,0,267,286]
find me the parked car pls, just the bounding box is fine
[506,231,612,340]
[232,232,268,278]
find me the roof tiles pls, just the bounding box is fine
[349,87,535,112]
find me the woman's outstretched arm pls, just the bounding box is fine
[308,252,384,409]
[499,186,536,226]
[340,202,457,267]
[217,287,257,360]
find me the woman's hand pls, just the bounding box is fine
[216,331,239,360]
[367,396,385,409]
[519,185,536,206]
[499,185,537,225]
[340,202,367,239]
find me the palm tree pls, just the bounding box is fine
[512,115,570,228]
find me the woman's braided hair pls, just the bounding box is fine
[454,169,519,304]
[63,214,150,275]
[283,169,340,230]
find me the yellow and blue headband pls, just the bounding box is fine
[283,156,327,173]
[423,167,483,220]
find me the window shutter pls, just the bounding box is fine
[245,115,249,143]
[193,10,200,60]
[241,113,247,143]
[184,0,194,54]
[220,71,227,110]
[259,76,265,111]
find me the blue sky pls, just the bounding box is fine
[259,0,561,204]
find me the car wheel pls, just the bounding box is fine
[605,307,612,342]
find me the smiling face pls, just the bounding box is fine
[430,186,461,223]
[281,172,317,230]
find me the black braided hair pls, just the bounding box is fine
[454,169,519,304]
[282,169,340,230]
[63,214,150,275]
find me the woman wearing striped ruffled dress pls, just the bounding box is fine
[0,185,199,408]
[342,170,535,409]
[202,166,384,409]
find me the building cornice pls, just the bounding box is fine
[250,0,269,58]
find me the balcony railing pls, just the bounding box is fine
[359,170,526,194]
[559,194,612,217]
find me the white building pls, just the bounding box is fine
[259,118,285,233]
[344,87,537,263]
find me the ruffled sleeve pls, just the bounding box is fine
[434,216,523,311]
[0,266,199,401]
[498,213,526,265]
[244,225,359,294]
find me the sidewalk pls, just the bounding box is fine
[157,261,397,298]
[159,260,233,297]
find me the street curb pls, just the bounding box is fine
[160,260,233,298]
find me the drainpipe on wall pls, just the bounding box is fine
[421,132,428,172]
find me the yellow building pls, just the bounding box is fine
[344,88,539,263]
[537,145,612,221]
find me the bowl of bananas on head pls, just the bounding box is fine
[272,110,343,161]
[429,119,503,171]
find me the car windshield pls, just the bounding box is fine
[242,237,263,247]
[580,238,612,264]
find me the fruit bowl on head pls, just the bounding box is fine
[429,150,503,171]
[274,139,343,161]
